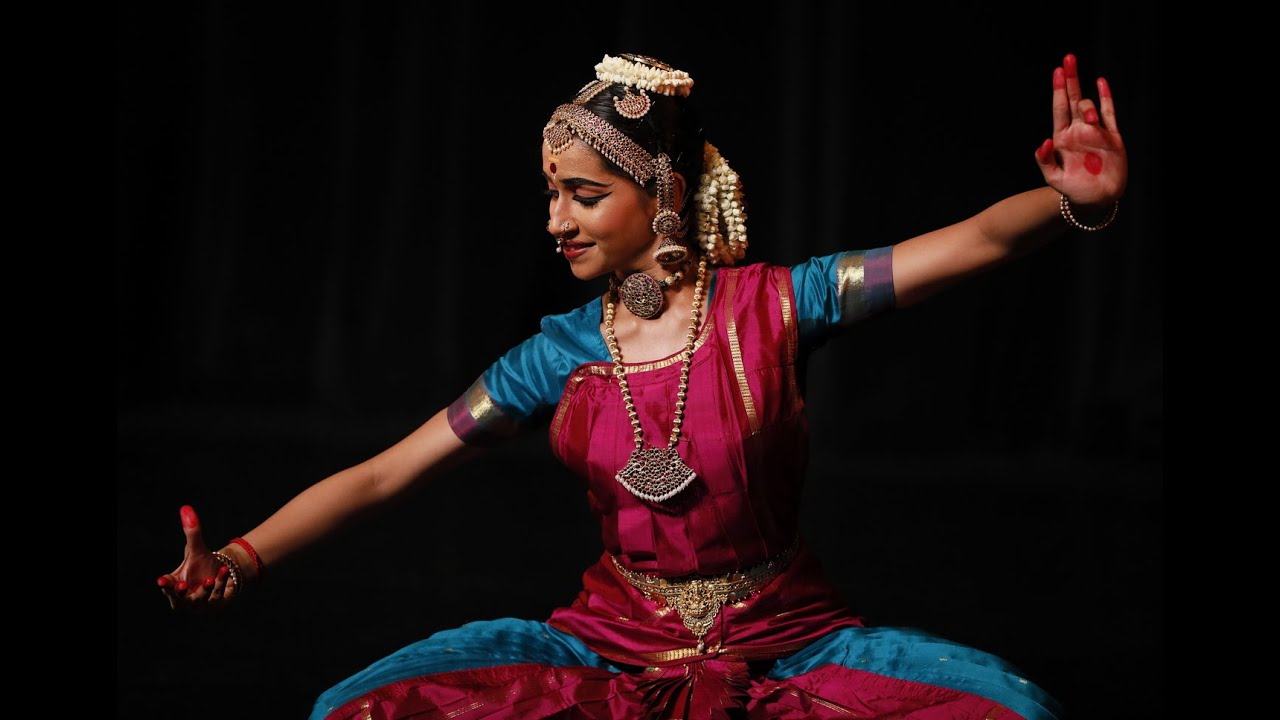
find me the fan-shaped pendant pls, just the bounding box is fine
[615,447,697,502]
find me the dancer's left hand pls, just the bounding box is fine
[1033,53,1127,208]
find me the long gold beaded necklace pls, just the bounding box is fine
[606,255,708,502]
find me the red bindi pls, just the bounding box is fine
[549,162,557,175]
[1084,153,1104,175]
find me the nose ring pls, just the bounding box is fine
[561,221,571,233]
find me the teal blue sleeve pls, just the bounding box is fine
[791,246,896,345]
[446,299,605,446]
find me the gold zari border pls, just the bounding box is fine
[464,377,516,436]
[722,271,759,433]
[835,252,867,325]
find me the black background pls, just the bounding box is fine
[118,3,1162,718]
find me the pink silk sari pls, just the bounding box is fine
[322,264,1035,720]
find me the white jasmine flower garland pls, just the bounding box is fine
[595,55,694,97]
[694,143,748,266]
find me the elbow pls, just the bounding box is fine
[361,457,400,506]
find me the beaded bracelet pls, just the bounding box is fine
[229,537,264,578]
[1060,194,1119,232]
[211,551,243,595]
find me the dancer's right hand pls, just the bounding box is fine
[157,505,239,611]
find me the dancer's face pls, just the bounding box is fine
[542,141,661,281]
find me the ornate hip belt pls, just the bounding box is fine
[610,539,799,654]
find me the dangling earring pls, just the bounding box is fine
[650,153,688,265]
[652,237,688,265]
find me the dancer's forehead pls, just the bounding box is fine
[542,142,625,188]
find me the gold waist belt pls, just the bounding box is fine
[611,539,799,653]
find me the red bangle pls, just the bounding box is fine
[229,537,264,577]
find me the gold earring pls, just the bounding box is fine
[652,237,688,265]
[650,153,688,264]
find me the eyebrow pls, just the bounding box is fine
[541,172,613,189]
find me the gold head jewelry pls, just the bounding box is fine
[544,103,656,185]
[544,54,693,185]
[574,79,612,105]
[614,88,652,119]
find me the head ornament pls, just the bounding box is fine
[542,54,748,266]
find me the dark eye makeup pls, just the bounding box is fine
[543,189,610,207]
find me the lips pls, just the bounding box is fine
[562,240,595,259]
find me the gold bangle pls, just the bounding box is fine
[1060,194,1119,232]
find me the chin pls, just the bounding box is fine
[566,261,605,283]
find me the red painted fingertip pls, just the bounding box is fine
[1084,153,1104,175]
[203,577,216,589]
[1053,67,1065,90]
[1036,139,1054,163]
[157,576,171,587]
[1098,77,1111,98]
[180,505,199,529]
[217,566,229,580]
[176,581,188,592]
[1084,108,1099,124]
[1064,54,1078,78]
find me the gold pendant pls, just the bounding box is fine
[615,447,696,502]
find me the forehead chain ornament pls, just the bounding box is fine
[545,53,693,184]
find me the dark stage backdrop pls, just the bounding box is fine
[117,3,1163,718]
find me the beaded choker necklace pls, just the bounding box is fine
[606,256,707,502]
